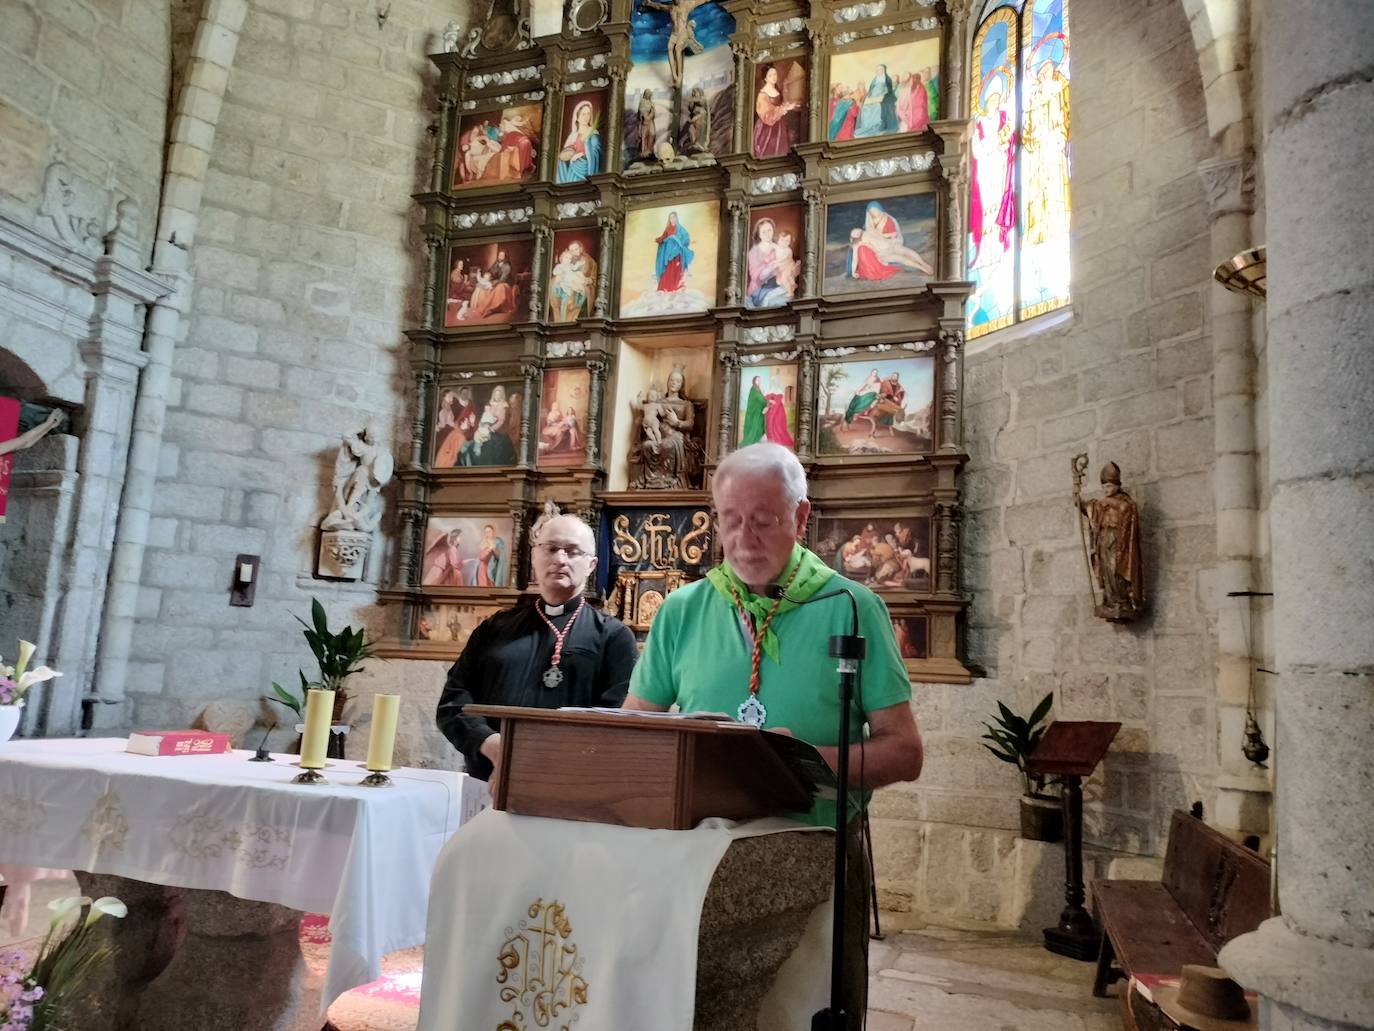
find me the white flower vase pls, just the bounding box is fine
[0,705,20,743]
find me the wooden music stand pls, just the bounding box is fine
[464,705,818,830]
[1026,719,1121,961]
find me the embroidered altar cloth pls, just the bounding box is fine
[0,737,486,1012]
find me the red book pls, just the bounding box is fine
[126,730,232,756]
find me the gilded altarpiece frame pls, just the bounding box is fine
[379,0,974,682]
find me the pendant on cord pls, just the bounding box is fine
[542,665,566,689]
[737,695,767,728]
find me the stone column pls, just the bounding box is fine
[1218,4,1374,1028]
[594,213,617,317]
[1197,154,1268,828]
[802,185,822,298]
[724,199,745,307]
[584,358,606,468]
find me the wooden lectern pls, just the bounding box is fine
[464,705,819,830]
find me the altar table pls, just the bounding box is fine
[0,738,486,1022]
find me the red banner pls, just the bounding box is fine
[0,396,20,524]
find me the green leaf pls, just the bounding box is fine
[1029,691,1054,728]
[996,701,1016,726]
[311,597,328,636]
[981,743,1018,765]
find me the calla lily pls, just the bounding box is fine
[47,895,93,922]
[14,640,34,679]
[17,666,61,691]
[85,896,128,926]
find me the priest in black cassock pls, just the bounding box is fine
[436,512,638,781]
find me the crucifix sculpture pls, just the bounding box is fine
[640,0,710,90]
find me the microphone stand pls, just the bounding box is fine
[769,584,865,1030]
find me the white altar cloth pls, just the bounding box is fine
[0,737,486,1012]
[418,809,830,1031]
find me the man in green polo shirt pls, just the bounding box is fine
[625,441,924,1028]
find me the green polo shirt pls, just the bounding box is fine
[629,569,913,827]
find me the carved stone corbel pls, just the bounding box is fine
[1197,156,1256,222]
[584,357,607,467]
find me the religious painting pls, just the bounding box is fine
[822,193,937,298]
[736,364,798,451]
[601,507,712,630]
[815,355,936,456]
[752,58,806,158]
[444,238,533,327]
[432,379,525,468]
[618,199,720,317]
[745,205,803,310]
[536,367,591,468]
[827,36,941,142]
[414,603,499,648]
[452,104,541,188]
[625,0,736,166]
[891,615,929,659]
[546,229,600,322]
[813,515,932,591]
[555,91,607,184]
[1018,0,1071,321]
[421,515,514,588]
[967,6,1019,338]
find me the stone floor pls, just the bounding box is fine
[866,913,1120,1031]
[3,877,1121,1030]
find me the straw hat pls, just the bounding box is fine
[1152,966,1256,1031]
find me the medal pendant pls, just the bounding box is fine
[542,665,565,689]
[737,695,767,728]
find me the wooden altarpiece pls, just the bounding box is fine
[377,0,975,684]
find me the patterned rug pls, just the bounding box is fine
[300,914,423,1031]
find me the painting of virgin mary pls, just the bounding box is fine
[823,193,937,297]
[555,95,604,183]
[618,199,719,317]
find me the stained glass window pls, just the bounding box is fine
[967,0,1071,339]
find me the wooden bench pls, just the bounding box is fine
[1092,809,1270,1001]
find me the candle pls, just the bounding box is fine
[299,689,335,769]
[365,694,400,772]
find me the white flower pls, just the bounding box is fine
[15,640,34,679]
[85,896,128,926]
[17,666,61,691]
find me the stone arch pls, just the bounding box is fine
[1178,0,1251,152]
[0,348,55,402]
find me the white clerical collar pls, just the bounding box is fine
[542,602,565,616]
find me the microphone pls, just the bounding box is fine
[248,721,277,762]
[766,583,865,661]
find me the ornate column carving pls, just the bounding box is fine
[1197,156,1256,222]
[411,368,435,467]
[718,351,740,456]
[431,75,458,192]
[938,327,962,452]
[396,506,422,588]
[725,198,745,307]
[802,186,822,298]
[594,213,617,317]
[421,231,443,331]
[940,163,966,280]
[797,342,817,460]
[945,0,971,121]
[805,19,831,144]
[528,217,552,321]
[607,59,630,168]
[584,357,607,467]
[510,504,531,590]
[935,503,960,595]
[518,355,543,469]
[731,39,753,155]
[537,75,564,181]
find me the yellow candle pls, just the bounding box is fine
[365,694,400,772]
[299,689,335,769]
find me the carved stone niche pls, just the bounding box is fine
[626,366,708,491]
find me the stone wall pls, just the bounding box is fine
[123,0,456,731]
[870,0,1226,921]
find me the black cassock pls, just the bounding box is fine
[436,596,638,780]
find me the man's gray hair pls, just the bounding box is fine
[713,443,809,505]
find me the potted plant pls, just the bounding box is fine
[982,692,1062,842]
[264,598,376,755]
[0,640,62,744]
[1,894,127,1029]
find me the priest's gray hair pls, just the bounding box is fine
[713,443,809,506]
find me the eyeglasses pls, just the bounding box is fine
[535,543,591,561]
[712,511,791,535]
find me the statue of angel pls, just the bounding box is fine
[321,427,394,533]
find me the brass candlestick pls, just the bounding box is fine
[359,770,393,787]
[291,766,327,785]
